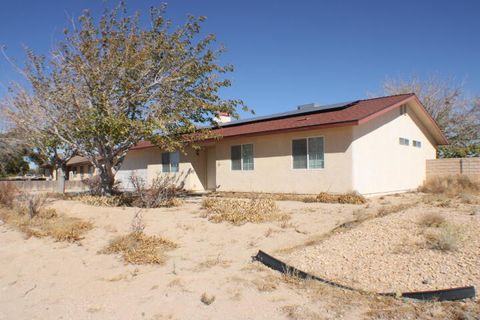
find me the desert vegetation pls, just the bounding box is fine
[0,181,18,208]
[100,211,176,264]
[0,183,92,242]
[210,191,367,205]
[201,197,289,225]
[419,175,480,197]
[1,187,479,319]
[0,195,92,242]
[418,213,462,252]
[74,174,184,208]
[303,191,367,204]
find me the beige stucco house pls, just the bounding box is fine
[114,93,447,195]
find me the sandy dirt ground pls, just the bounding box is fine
[283,193,480,293]
[0,194,479,320]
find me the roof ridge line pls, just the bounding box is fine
[356,93,415,103]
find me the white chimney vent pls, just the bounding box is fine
[215,112,231,123]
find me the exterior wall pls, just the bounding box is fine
[426,158,480,181]
[206,147,217,190]
[0,180,89,193]
[352,103,437,195]
[67,164,95,181]
[116,147,207,191]
[214,127,354,194]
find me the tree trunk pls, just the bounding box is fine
[99,164,116,196]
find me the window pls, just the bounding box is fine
[399,137,409,146]
[231,144,254,171]
[292,137,324,169]
[162,151,179,173]
[413,140,422,148]
[79,166,84,175]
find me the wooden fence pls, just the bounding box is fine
[426,158,480,181]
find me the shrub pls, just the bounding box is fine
[304,192,367,205]
[100,232,176,264]
[201,197,288,225]
[82,176,103,196]
[25,194,47,219]
[130,174,183,208]
[0,182,18,208]
[82,175,121,196]
[418,213,446,228]
[131,210,146,234]
[424,223,461,251]
[75,194,125,207]
[419,175,480,196]
[0,206,92,242]
[377,203,413,217]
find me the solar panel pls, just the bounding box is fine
[219,100,357,127]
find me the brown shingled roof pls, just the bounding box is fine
[130,93,447,150]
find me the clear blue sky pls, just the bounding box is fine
[0,0,478,118]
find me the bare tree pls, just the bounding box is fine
[383,76,480,148]
[1,3,247,195]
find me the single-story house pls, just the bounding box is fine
[115,93,448,195]
[42,156,95,181]
[65,156,95,181]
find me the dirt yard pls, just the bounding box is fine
[0,193,479,319]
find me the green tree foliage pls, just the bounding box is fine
[2,3,247,194]
[0,133,29,177]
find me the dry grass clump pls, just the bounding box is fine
[0,182,18,208]
[303,192,367,204]
[418,213,446,228]
[210,191,308,202]
[201,197,288,225]
[366,295,480,320]
[419,175,480,196]
[100,212,176,264]
[100,232,176,264]
[0,206,93,242]
[75,194,126,207]
[377,203,414,217]
[424,222,462,251]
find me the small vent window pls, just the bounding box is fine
[399,137,409,146]
[413,140,422,148]
[400,105,407,115]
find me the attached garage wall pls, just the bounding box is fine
[115,148,160,190]
[116,147,207,192]
[147,147,207,192]
[352,103,437,195]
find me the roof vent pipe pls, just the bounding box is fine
[297,103,320,111]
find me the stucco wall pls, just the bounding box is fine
[352,103,437,195]
[116,147,207,191]
[147,147,207,192]
[214,127,354,194]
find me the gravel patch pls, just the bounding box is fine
[283,204,480,293]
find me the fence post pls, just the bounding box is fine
[57,168,65,193]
